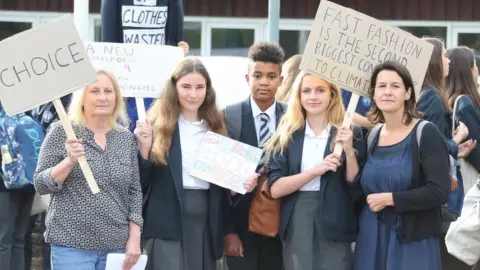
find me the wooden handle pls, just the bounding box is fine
[135,98,146,122]
[333,93,360,156]
[52,99,100,194]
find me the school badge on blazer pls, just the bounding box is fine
[248,174,281,237]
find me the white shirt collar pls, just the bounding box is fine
[305,121,331,139]
[179,114,205,126]
[250,96,277,120]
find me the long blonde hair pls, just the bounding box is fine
[276,54,302,102]
[148,57,227,165]
[266,72,345,157]
[68,69,129,129]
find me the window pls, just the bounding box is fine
[184,21,201,56]
[94,18,101,42]
[398,26,447,41]
[280,30,310,59]
[0,21,31,41]
[211,28,254,56]
[457,33,480,71]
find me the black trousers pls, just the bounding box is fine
[226,230,283,270]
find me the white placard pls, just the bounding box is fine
[189,131,262,195]
[199,56,250,109]
[85,42,184,98]
[121,5,167,28]
[105,254,147,270]
[0,14,96,115]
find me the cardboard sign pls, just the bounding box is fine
[300,0,433,97]
[85,42,184,98]
[0,14,96,115]
[199,56,250,109]
[189,131,262,195]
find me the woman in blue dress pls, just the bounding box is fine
[354,61,451,270]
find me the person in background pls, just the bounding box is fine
[276,54,302,103]
[34,70,143,270]
[266,72,365,270]
[137,57,257,270]
[354,61,450,270]
[0,107,44,270]
[341,89,376,135]
[446,46,480,173]
[101,0,189,132]
[416,37,473,270]
[223,42,286,270]
[25,94,71,270]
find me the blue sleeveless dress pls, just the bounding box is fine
[353,130,441,270]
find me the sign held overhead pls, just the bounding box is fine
[300,0,434,97]
[0,14,96,115]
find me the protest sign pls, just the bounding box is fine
[85,42,184,120]
[0,15,96,115]
[189,131,262,195]
[0,15,99,193]
[300,0,434,155]
[300,0,433,97]
[200,56,250,109]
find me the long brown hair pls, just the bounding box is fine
[148,57,227,165]
[276,54,302,102]
[421,37,451,112]
[446,46,480,108]
[266,72,345,157]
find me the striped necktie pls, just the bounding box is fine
[256,112,271,173]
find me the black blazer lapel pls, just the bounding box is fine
[275,102,287,127]
[324,126,336,158]
[242,98,259,147]
[290,128,306,175]
[168,123,184,201]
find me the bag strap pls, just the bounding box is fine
[224,102,243,141]
[366,124,383,152]
[451,95,465,136]
[416,120,428,149]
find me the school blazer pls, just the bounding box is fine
[139,124,227,260]
[223,98,287,235]
[455,95,480,171]
[417,89,459,157]
[267,124,366,242]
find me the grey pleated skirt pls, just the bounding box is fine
[283,191,352,270]
[143,189,215,270]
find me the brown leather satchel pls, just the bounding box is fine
[248,174,281,237]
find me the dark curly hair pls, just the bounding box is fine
[248,42,285,72]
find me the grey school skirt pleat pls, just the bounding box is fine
[283,191,353,270]
[144,189,215,270]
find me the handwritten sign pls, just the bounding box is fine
[300,0,433,97]
[189,131,262,194]
[0,14,96,115]
[85,42,184,98]
[122,1,167,45]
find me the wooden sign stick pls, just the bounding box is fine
[135,97,147,121]
[52,99,100,194]
[333,93,360,156]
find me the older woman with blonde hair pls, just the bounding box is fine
[34,70,143,270]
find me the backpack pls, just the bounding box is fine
[367,120,460,221]
[0,109,45,190]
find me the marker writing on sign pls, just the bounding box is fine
[0,42,84,88]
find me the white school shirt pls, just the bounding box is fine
[178,115,210,190]
[250,96,276,145]
[300,122,331,191]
